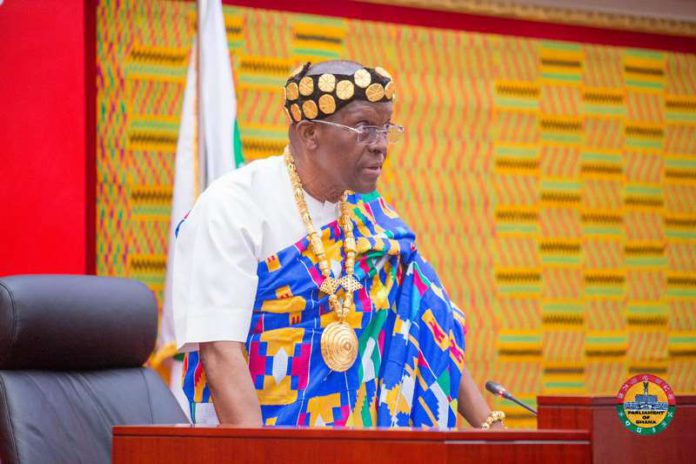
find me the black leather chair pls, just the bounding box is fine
[0,275,189,464]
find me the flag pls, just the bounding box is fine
[198,0,244,180]
[150,0,243,417]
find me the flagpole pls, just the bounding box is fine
[196,0,206,195]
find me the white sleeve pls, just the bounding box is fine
[172,181,262,352]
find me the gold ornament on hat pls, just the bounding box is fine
[354,69,371,88]
[375,66,392,80]
[336,80,355,100]
[284,146,361,372]
[384,81,395,99]
[285,82,299,101]
[365,83,385,102]
[302,100,319,119]
[283,107,292,122]
[318,94,336,115]
[299,76,314,96]
[290,103,302,122]
[318,73,336,92]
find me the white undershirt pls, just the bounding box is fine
[172,155,339,353]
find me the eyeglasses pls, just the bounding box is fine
[313,120,405,144]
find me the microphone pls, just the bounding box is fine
[485,380,538,416]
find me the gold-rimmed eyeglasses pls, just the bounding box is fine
[313,120,405,144]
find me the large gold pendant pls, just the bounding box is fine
[320,321,358,372]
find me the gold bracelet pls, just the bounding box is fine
[480,410,505,429]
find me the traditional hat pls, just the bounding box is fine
[283,62,396,123]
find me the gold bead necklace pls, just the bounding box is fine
[284,146,361,372]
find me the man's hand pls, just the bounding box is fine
[199,341,263,426]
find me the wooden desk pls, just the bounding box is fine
[538,395,696,464]
[113,426,590,464]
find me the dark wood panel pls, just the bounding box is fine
[114,436,444,464]
[113,427,591,464]
[447,443,590,464]
[114,425,587,440]
[538,395,696,464]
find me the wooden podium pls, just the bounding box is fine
[112,426,590,463]
[112,395,695,463]
[538,395,696,464]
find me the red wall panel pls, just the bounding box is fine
[0,0,95,275]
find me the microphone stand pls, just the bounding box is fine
[485,380,538,416]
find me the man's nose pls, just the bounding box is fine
[368,130,389,154]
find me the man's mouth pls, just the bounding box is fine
[363,165,382,176]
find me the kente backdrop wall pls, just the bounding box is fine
[97,0,696,427]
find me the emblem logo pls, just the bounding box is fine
[616,373,676,435]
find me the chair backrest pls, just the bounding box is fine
[0,275,189,464]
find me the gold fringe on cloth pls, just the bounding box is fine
[148,342,179,371]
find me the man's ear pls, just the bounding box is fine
[295,120,319,151]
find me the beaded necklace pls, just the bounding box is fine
[284,146,361,372]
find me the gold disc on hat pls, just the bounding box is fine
[317,73,336,92]
[302,100,319,119]
[283,106,292,122]
[318,94,336,115]
[336,80,355,100]
[354,69,371,88]
[384,81,395,99]
[290,103,302,122]
[365,83,385,102]
[285,82,299,101]
[321,321,358,372]
[374,66,392,80]
[299,76,314,96]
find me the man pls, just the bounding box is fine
[173,60,502,429]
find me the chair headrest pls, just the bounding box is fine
[0,275,157,370]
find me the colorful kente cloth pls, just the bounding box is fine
[182,192,467,428]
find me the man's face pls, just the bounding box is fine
[313,100,393,194]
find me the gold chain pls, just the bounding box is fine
[283,146,362,322]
